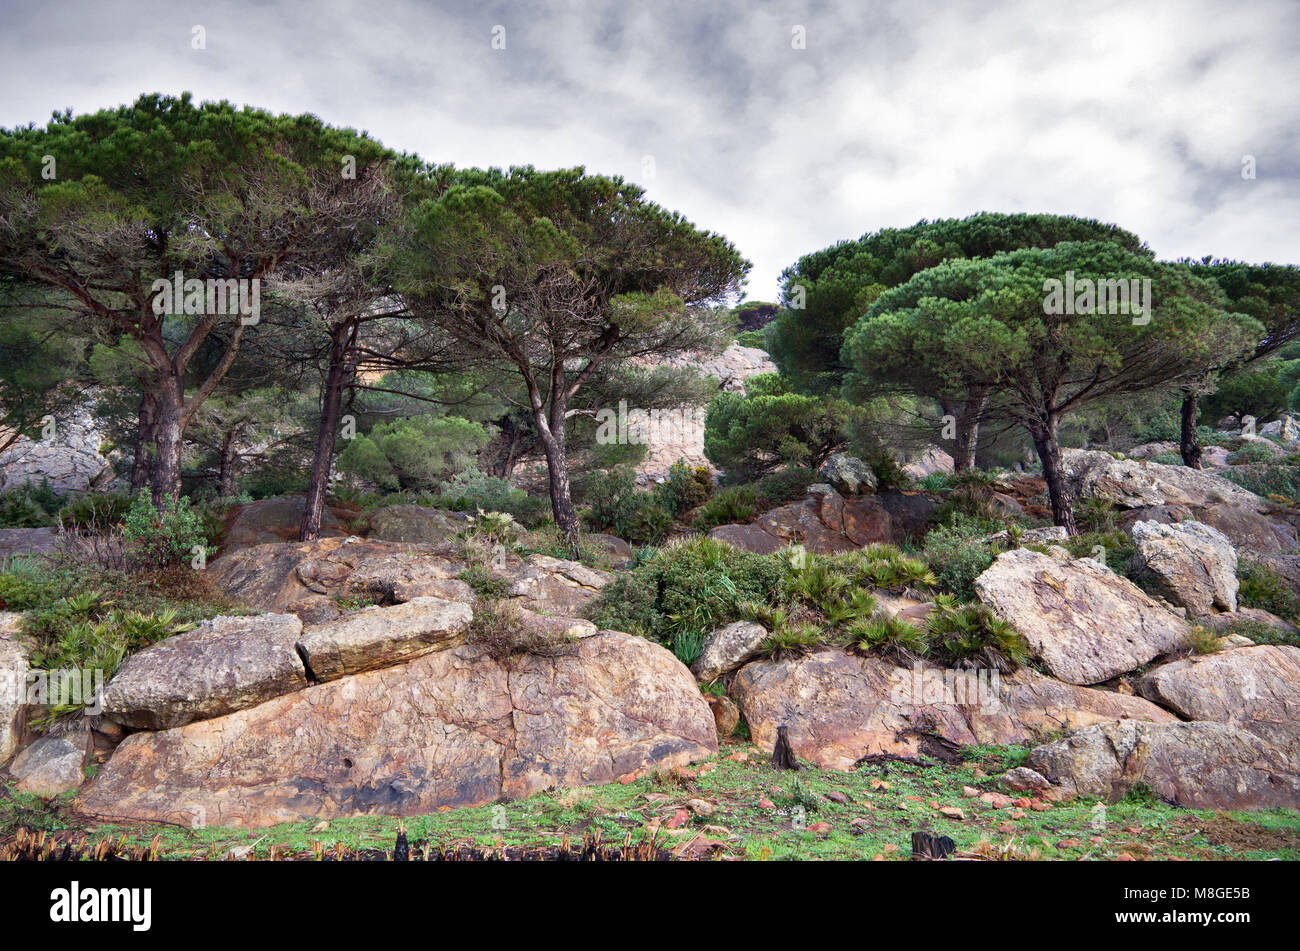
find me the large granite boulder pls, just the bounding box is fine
[296,597,473,682]
[730,649,1173,770]
[1129,519,1238,616]
[818,454,878,495]
[220,496,346,551]
[1118,503,1296,557]
[1260,415,1300,444]
[974,548,1190,684]
[690,621,768,682]
[101,614,307,730]
[80,632,716,829]
[495,554,611,616]
[1137,645,1300,763]
[901,446,955,481]
[0,613,29,764]
[0,528,60,560]
[1026,720,1300,811]
[708,485,938,555]
[1062,449,1263,510]
[10,733,88,797]
[367,505,470,544]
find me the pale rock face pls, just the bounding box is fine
[1061,448,1263,510]
[973,548,1189,684]
[1137,645,1300,764]
[901,446,955,481]
[0,613,28,764]
[11,734,88,797]
[1259,415,1300,444]
[80,632,717,829]
[0,402,118,494]
[690,621,769,682]
[817,453,878,495]
[1129,519,1238,616]
[729,649,1173,770]
[101,613,307,730]
[1026,720,1300,811]
[295,597,473,681]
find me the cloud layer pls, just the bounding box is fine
[2,0,1296,298]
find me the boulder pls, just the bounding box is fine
[1137,645,1300,763]
[974,548,1189,684]
[1260,415,1300,444]
[367,505,469,544]
[220,496,345,551]
[10,733,87,797]
[296,597,473,682]
[1118,503,1296,557]
[729,649,1173,770]
[817,453,878,495]
[495,554,611,616]
[1025,720,1300,811]
[690,621,769,682]
[711,486,938,555]
[1062,448,1263,511]
[585,533,633,564]
[1197,607,1297,636]
[1230,434,1289,462]
[1129,519,1238,616]
[1126,441,1179,460]
[901,446,955,481]
[80,632,717,829]
[101,614,307,730]
[1202,446,1232,469]
[0,527,60,560]
[0,613,29,764]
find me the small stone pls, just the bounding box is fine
[808,822,832,835]
[938,806,965,820]
[665,810,690,829]
[686,798,714,816]
[1117,852,1136,862]
[1056,838,1081,849]
[757,798,775,809]
[962,785,980,798]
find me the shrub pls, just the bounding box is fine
[754,466,817,505]
[0,480,64,528]
[581,468,673,546]
[847,614,927,663]
[693,485,759,532]
[919,516,998,600]
[1237,562,1300,624]
[1223,464,1300,505]
[587,536,789,659]
[338,415,491,491]
[435,468,550,526]
[464,600,577,662]
[756,623,824,660]
[121,490,211,571]
[1222,616,1300,649]
[56,490,135,532]
[654,460,714,517]
[924,595,1028,671]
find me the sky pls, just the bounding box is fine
[1,0,1296,301]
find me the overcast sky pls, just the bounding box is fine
[1,0,1296,300]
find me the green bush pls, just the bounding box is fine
[580,468,673,546]
[337,415,491,491]
[654,460,714,517]
[434,468,550,527]
[57,490,134,531]
[0,480,64,527]
[919,515,998,600]
[1222,616,1300,649]
[693,485,759,532]
[121,490,211,570]
[587,536,789,663]
[924,595,1028,670]
[755,466,816,505]
[1237,562,1300,624]
[1223,464,1300,505]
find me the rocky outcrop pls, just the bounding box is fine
[220,496,347,551]
[296,597,473,682]
[690,621,768,682]
[901,446,955,481]
[367,505,469,544]
[708,485,938,555]
[730,649,1173,770]
[80,632,717,829]
[1118,503,1296,557]
[1063,449,1263,510]
[0,613,28,764]
[974,548,1189,684]
[0,403,117,494]
[1260,415,1300,444]
[10,732,88,797]
[1129,520,1238,616]
[101,614,308,730]
[1137,645,1300,763]
[817,454,877,495]
[1025,720,1300,811]
[209,536,605,620]
[0,528,60,560]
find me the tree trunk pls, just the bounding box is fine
[954,390,989,472]
[1029,415,1077,535]
[150,375,186,506]
[130,390,158,491]
[533,389,578,539]
[218,430,239,497]
[300,322,355,542]
[1179,390,1203,469]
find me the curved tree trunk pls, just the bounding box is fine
[1179,390,1203,469]
[300,321,356,542]
[1029,414,1077,535]
[150,374,186,506]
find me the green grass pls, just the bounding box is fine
[18,742,1298,861]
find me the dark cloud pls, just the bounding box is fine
[1,0,1296,296]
